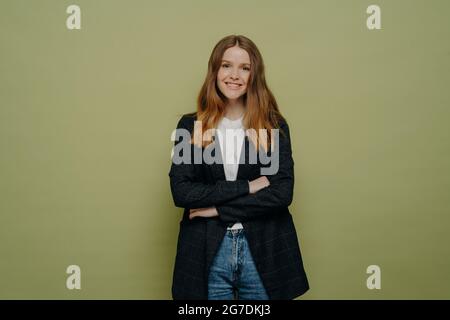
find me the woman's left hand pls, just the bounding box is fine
[189,206,219,219]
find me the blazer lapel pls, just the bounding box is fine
[209,137,226,181]
[236,136,253,180]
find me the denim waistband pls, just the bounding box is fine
[226,228,244,238]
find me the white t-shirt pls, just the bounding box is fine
[216,115,245,230]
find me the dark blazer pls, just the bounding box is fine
[169,112,310,300]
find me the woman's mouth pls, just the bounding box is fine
[225,82,242,90]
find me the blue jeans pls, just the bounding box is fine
[208,228,269,300]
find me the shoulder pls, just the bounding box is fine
[277,117,289,129]
[273,116,291,139]
[175,111,198,132]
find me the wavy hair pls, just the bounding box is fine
[191,34,287,153]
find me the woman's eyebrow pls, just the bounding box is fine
[221,60,251,66]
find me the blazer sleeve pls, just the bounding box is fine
[215,120,294,223]
[168,114,250,209]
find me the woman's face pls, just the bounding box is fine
[216,45,251,103]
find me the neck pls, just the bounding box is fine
[224,98,245,120]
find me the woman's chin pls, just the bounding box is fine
[224,92,244,100]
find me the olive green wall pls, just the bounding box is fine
[1,0,449,299]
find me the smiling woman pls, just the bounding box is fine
[169,34,309,300]
[217,48,251,97]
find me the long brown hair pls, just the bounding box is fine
[192,34,287,153]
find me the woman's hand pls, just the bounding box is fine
[189,206,219,220]
[248,176,270,194]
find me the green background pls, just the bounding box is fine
[1,0,449,299]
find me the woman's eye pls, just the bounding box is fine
[221,64,249,71]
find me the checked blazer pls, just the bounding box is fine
[169,112,310,300]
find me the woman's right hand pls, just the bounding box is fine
[248,176,270,194]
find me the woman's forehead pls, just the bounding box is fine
[222,46,251,64]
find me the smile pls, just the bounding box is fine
[225,82,242,90]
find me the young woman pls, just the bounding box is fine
[169,35,309,300]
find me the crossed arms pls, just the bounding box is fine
[168,115,295,223]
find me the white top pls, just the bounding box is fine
[216,115,245,230]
